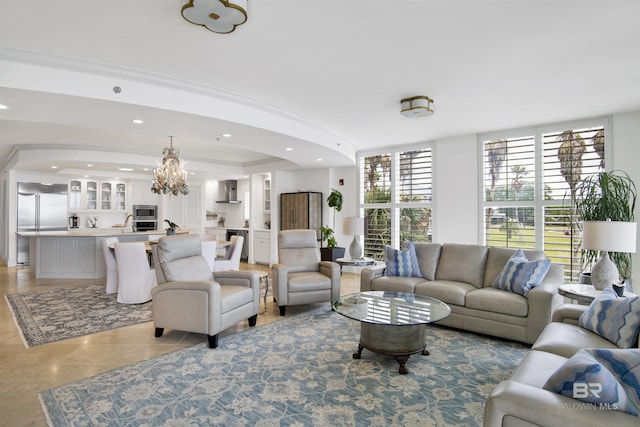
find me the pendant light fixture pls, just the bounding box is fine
[151,136,190,197]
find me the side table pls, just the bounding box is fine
[559,283,636,305]
[335,257,376,273]
[558,284,600,305]
[256,271,270,314]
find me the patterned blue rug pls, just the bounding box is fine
[40,307,528,426]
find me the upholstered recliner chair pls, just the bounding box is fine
[151,234,260,348]
[272,229,340,316]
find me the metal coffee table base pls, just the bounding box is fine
[353,322,428,374]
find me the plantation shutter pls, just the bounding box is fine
[481,121,606,282]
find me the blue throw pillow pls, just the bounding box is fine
[543,348,640,415]
[384,245,413,277]
[492,249,551,297]
[579,287,640,348]
[405,241,423,278]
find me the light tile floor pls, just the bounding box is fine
[0,262,360,426]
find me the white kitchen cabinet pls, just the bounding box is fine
[85,180,98,210]
[69,180,82,211]
[130,180,159,206]
[204,227,227,241]
[101,182,112,210]
[254,230,271,265]
[264,178,271,213]
[115,183,127,211]
[72,179,125,211]
[100,181,126,211]
[164,185,202,231]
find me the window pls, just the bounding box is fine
[481,120,607,281]
[360,148,433,260]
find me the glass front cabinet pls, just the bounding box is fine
[101,182,112,210]
[69,180,82,211]
[85,180,98,210]
[69,180,126,211]
[115,183,126,211]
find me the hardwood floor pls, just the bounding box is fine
[0,261,360,426]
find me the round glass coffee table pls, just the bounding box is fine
[333,291,451,374]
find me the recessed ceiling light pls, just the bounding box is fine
[316,158,323,162]
[118,167,134,172]
[51,166,58,169]
[143,167,150,171]
[0,104,8,110]
[222,133,232,138]
[132,119,144,124]
[285,147,293,151]
[87,164,93,167]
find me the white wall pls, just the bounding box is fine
[330,166,359,247]
[612,111,640,292]
[432,135,480,244]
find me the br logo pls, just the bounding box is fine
[573,382,602,398]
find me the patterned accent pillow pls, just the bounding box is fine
[543,348,640,415]
[404,241,423,278]
[384,245,413,277]
[491,249,551,297]
[579,288,640,348]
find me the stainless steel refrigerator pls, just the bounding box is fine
[17,182,69,265]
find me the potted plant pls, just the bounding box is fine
[164,219,180,236]
[320,188,346,261]
[573,170,637,284]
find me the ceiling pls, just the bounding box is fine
[1,0,639,180]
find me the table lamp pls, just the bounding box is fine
[582,220,637,290]
[343,217,365,259]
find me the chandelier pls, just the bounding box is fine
[151,137,190,196]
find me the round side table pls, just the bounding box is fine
[335,257,376,274]
[558,284,600,305]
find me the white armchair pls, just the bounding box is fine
[271,229,340,316]
[151,234,260,348]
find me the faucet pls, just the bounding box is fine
[124,214,133,226]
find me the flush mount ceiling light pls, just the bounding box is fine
[400,96,434,118]
[151,136,190,197]
[181,0,247,34]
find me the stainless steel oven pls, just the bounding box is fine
[133,205,157,221]
[133,220,158,232]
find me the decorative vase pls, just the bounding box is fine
[166,229,176,236]
[591,252,619,290]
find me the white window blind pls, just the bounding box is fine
[480,121,607,281]
[360,147,433,260]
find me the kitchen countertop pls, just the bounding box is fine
[16,230,170,237]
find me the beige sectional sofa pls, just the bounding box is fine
[484,304,639,426]
[360,243,564,344]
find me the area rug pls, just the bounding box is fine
[5,285,153,348]
[40,307,528,426]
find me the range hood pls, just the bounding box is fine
[216,180,242,204]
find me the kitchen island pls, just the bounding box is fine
[16,230,169,279]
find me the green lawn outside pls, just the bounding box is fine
[486,225,581,279]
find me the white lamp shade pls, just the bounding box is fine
[343,217,364,235]
[582,221,637,253]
